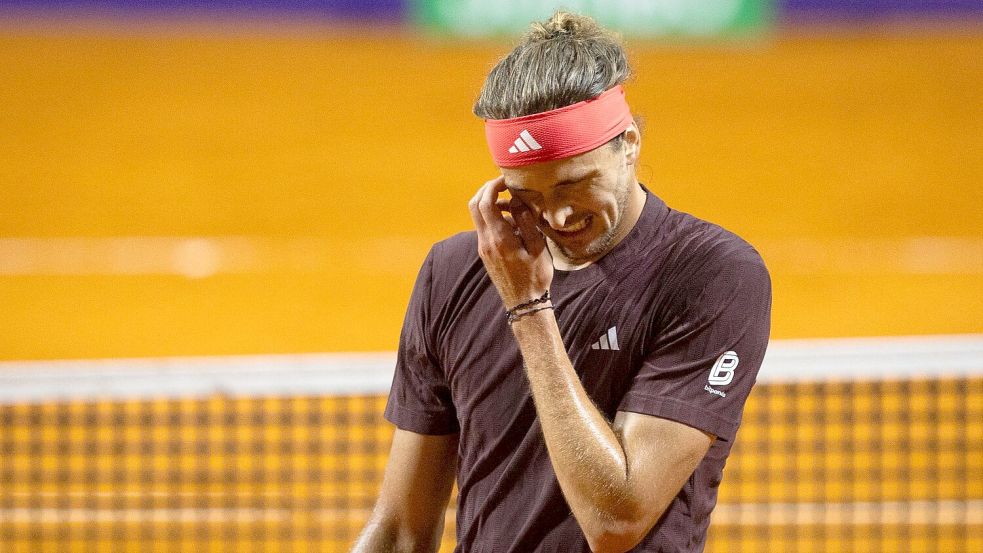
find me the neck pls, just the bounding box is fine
[550,181,646,270]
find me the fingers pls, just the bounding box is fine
[511,199,547,258]
[478,176,508,225]
[469,176,526,262]
[472,176,511,234]
[496,195,523,245]
[467,186,482,229]
[467,178,495,232]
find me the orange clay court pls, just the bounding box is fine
[0,31,980,359]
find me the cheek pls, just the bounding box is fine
[585,193,621,223]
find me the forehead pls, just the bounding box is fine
[500,145,613,192]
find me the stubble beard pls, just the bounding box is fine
[551,178,633,266]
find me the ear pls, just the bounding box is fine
[623,121,641,166]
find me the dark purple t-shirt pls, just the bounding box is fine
[384,187,772,552]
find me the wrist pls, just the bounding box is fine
[504,290,551,325]
[504,290,551,313]
[506,302,554,325]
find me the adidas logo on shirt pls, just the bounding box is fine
[590,327,620,351]
[508,129,542,154]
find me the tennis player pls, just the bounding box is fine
[352,11,771,553]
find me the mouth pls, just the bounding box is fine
[551,215,593,241]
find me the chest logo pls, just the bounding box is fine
[590,326,620,351]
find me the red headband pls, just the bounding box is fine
[483,85,633,167]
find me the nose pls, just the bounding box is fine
[541,204,575,230]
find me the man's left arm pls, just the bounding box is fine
[510,310,713,553]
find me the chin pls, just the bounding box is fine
[554,235,606,264]
[547,215,621,263]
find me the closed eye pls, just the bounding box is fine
[509,189,540,201]
[554,169,600,188]
[556,179,585,189]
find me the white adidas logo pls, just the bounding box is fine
[590,327,620,351]
[508,129,542,154]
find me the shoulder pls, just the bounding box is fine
[431,231,478,261]
[423,231,483,287]
[664,210,767,274]
[429,231,479,268]
[656,210,771,302]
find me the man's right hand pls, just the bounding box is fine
[468,176,553,310]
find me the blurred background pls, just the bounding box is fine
[0,1,980,552]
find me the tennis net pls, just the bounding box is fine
[1,336,980,552]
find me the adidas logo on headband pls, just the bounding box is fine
[484,85,632,167]
[508,129,542,154]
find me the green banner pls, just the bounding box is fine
[412,0,773,38]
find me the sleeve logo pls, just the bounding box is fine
[708,351,739,386]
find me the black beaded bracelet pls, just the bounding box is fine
[506,305,554,325]
[506,291,551,314]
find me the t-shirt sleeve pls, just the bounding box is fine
[618,244,772,442]
[384,246,460,435]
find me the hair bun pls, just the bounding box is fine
[527,11,601,41]
[473,10,630,120]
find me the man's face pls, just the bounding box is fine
[500,130,642,267]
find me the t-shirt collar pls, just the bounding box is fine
[552,183,669,286]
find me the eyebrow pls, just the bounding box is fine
[509,169,600,192]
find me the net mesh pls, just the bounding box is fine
[1,370,980,552]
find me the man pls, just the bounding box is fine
[352,11,771,553]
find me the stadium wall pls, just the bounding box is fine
[3,0,983,24]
